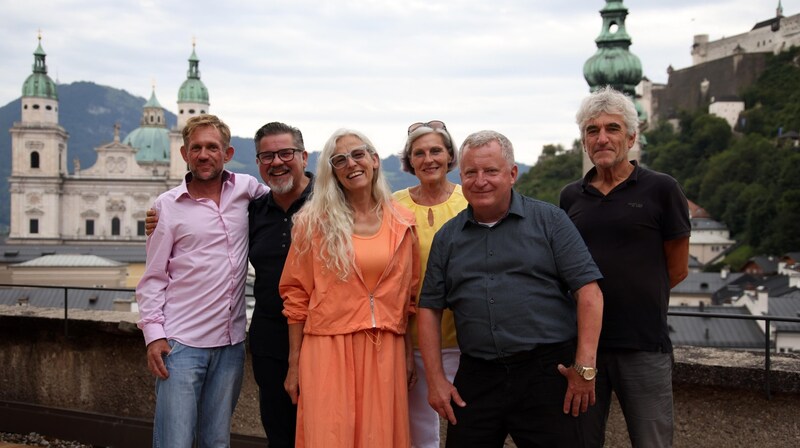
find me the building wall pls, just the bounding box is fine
[9,266,129,288]
[691,14,800,65]
[709,101,746,129]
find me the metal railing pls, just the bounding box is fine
[2,284,798,399]
[0,283,256,338]
[668,310,800,399]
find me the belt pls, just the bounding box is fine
[485,339,575,365]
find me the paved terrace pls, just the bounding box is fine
[1,306,798,447]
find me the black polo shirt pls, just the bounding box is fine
[560,162,690,353]
[248,172,313,359]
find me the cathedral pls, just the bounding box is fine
[7,37,210,245]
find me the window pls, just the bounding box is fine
[86,219,95,236]
[29,219,39,234]
[30,151,40,169]
[137,220,146,236]
[111,217,121,236]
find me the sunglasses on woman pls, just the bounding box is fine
[408,120,447,134]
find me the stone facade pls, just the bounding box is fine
[7,42,208,245]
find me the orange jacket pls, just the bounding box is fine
[280,204,420,336]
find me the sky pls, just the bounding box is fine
[0,0,791,164]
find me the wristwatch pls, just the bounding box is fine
[573,363,597,381]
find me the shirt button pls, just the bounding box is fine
[282,244,286,248]
[489,250,494,256]
[489,298,495,304]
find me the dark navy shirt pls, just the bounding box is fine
[247,172,313,359]
[419,190,602,361]
[560,162,690,353]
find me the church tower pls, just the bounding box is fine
[582,0,644,173]
[170,42,210,180]
[8,35,67,242]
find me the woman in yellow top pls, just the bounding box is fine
[392,120,467,448]
[281,128,419,448]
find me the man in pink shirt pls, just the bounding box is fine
[136,114,268,447]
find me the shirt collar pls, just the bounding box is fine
[464,190,525,228]
[581,160,640,192]
[174,170,234,201]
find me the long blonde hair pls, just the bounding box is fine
[292,128,403,279]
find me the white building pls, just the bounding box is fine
[690,218,736,266]
[7,37,209,246]
[691,2,800,66]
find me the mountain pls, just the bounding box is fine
[0,81,529,231]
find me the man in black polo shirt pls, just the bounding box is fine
[247,122,312,448]
[560,87,690,448]
[145,121,312,448]
[418,130,604,448]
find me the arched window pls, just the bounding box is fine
[111,217,121,236]
[30,151,40,169]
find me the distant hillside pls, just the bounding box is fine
[0,81,529,231]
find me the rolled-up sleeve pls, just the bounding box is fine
[548,207,603,292]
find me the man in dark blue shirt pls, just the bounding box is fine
[418,130,604,448]
[561,87,690,448]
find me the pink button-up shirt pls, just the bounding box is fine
[136,171,268,347]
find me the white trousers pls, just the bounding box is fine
[408,347,461,448]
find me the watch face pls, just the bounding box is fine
[583,368,597,381]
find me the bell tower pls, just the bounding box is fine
[582,0,645,173]
[8,34,67,242]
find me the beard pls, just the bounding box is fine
[267,174,295,195]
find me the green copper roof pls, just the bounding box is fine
[583,0,642,96]
[178,46,209,104]
[144,89,163,108]
[124,127,170,163]
[22,37,58,100]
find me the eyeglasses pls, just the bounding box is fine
[408,120,447,134]
[256,148,301,165]
[329,146,371,169]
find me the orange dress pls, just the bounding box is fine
[280,204,419,448]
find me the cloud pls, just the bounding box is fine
[0,0,793,163]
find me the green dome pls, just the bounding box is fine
[178,47,209,104]
[583,0,642,96]
[22,40,58,100]
[583,47,642,93]
[124,127,170,163]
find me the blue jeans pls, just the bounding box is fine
[153,340,245,448]
[585,349,674,448]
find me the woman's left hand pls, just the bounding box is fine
[406,356,418,390]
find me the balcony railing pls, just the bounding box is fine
[2,284,799,399]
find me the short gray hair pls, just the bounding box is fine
[575,86,639,138]
[459,130,515,168]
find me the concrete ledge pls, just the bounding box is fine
[673,345,800,394]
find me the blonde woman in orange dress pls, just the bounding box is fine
[280,128,419,448]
